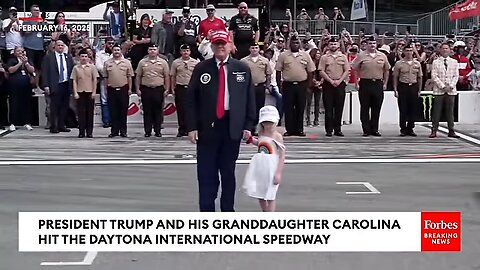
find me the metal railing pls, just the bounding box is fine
[417,1,479,35]
[271,19,417,36]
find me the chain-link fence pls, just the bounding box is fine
[417,2,479,35]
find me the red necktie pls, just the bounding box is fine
[216,61,225,119]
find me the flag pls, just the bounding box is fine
[351,0,367,21]
[449,0,480,21]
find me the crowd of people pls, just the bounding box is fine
[0,1,478,139]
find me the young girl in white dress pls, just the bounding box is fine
[243,105,286,212]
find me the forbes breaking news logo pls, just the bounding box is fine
[421,212,461,252]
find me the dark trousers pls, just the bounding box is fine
[323,82,346,133]
[0,82,10,127]
[397,82,418,132]
[196,113,241,212]
[76,92,94,136]
[432,94,455,131]
[358,79,384,134]
[9,82,32,126]
[306,87,321,125]
[141,85,164,135]
[107,85,129,135]
[175,84,188,135]
[254,84,266,131]
[50,82,70,132]
[282,81,307,134]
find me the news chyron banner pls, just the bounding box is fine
[18,212,461,252]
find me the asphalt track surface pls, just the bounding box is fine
[1,123,480,269]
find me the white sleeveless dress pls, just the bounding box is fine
[242,135,286,201]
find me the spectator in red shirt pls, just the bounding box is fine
[197,5,226,43]
[451,40,472,90]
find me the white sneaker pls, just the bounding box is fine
[9,124,16,131]
[25,124,33,131]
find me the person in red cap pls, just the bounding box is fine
[185,30,256,212]
[197,5,226,43]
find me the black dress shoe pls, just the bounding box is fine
[297,132,306,137]
[144,133,151,138]
[407,131,417,137]
[400,131,407,137]
[86,134,93,138]
[103,123,111,128]
[59,128,71,133]
[362,133,369,137]
[176,133,183,137]
[155,133,162,138]
[448,133,460,138]
[50,129,59,134]
[326,132,333,137]
[372,132,382,137]
[120,133,128,138]
[78,134,85,138]
[108,133,118,138]
[283,132,293,137]
[334,131,344,137]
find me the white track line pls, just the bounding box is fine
[336,182,381,195]
[437,126,480,145]
[1,158,480,166]
[40,251,98,266]
[424,124,480,146]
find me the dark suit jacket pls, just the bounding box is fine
[186,57,256,141]
[41,52,74,94]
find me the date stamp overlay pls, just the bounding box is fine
[18,17,90,33]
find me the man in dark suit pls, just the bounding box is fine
[186,30,256,212]
[41,40,74,133]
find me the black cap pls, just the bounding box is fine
[329,37,338,43]
[180,44,190,50]
[182,6,191,13]
[367,36,376,42]
[249,41,260,47]
[149,44,158,48]
[112,43,121,49]
[290,34,299,41]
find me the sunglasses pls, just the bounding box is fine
[239,6,247,9]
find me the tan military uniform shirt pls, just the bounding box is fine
[170,57,200,86]
[104,58,134,88]
[71,64,99,92]
[136,57,170,87]
[318,51,350,80]
[352,51,391,80]
[241,55,272,85]
[275,50,316,82]
[393,59,423,84]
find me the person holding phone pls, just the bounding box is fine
[2,7,23,59]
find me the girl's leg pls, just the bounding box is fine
[259,199,269,211]
[266,200,276,212]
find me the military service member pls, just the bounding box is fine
[318,37,350,137]
[136,44,170,138]
[275,35,316,137]
[104,44,134,138]
[393,43,423,137]
[241,42,272,134]
[170,44,200,137]
[352,36,391,137]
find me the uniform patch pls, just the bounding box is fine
[200,73,211,84]
[236,73,245,82]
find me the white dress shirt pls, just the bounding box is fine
[55,51,68,83]
[215,56,230,110]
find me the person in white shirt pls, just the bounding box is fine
[95,37,115,128]
[430,42,460,138]
[2,7,23,57]
[263,48,283,124]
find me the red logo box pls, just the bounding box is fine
[421,211,461,252]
